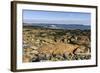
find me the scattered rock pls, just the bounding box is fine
[31,50,39,54]
[63,53,69,59]
[31,55,40,62]
[38,53,46,60]
[45,54,51,60]
[23,27,91,62]
[55,54,64,60]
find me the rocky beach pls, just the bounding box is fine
[23,26,91,62]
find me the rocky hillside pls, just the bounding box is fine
[23,26,91,62]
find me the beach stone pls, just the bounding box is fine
[45,54,51,60]
[24,48,32,52]
[55,54,64,60]
[31,46,38,50]
[74,46,85,54]
[38,53,46,60]
[31,55,40,62]
[63,53,69,59]
[30,50,39,55]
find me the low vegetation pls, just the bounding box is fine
[23,26,91,62]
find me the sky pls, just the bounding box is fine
[23,10,91,25]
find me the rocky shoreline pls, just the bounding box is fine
[23,27,91,62]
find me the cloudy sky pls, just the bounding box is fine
[23,10,91,25]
